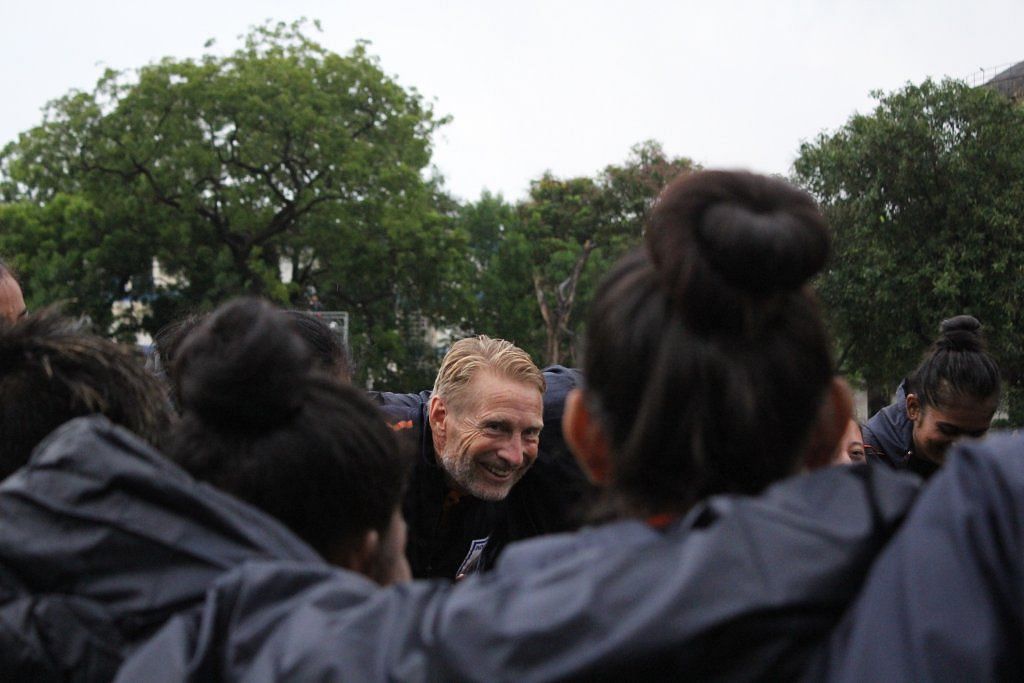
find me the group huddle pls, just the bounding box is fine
[0,170,1021,681]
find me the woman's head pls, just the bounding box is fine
[567,170,843,516]
[168,297,410,584]
[0,309,171,478]
[153,310,350,407]
[904,315,1001,465]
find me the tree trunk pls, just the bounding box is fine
[533,273,559,366]
[533,240,595,366]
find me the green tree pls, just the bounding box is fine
[0,194,148,336]
[453,192,541,355]
[793,78,1024,419]
[463,141,695,366]
[519,173,609,365]
[1,20,462,386]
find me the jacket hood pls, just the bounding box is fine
[0,415,322,681]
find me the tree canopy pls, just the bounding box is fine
[793,78,1024,419]
[0,21,465,387]
[462,141,695,365]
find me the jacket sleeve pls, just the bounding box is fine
[115,562,457,682]
[812,433,1024,681]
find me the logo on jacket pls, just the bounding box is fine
[455,536,490,580]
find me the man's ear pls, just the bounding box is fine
[803,377,854,471]
[329,529,380,577]
[563,389,613,485]
[906,393,920,421]
[428,395,448,453]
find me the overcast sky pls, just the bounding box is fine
[2,1,1022,202]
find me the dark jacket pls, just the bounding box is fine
[0,416,323,682]
[370,366,592,579]
[861,382,939,478]
[118,464,921,682]
[809,431,1024,681]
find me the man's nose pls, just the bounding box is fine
[497,434,525,467]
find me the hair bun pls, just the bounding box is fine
[175,298,312,431]
[647,171,830,300]
[937,315,984,352]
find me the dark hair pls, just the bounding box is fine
[153,310,350,409]
[167,298,407,560]
[0,309,171,479]
[906,315,1001,410]
[583,170,834,515]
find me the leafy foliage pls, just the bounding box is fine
[793,79,1024,420]
[462,141,695,365]
[0,21,463,387]
[0,194,144,336]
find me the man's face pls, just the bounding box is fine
[433,371,543,501]
[0,275,26,324]
[907,394,997,465]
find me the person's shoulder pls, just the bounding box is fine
[941,430,1024,494]
[861,423,904,468]
[493,519,655,576]
[542,365,581,380]
[862,394,913,466]
[727,463,922,546]
[366,391,429,433]
[539,366,581,423]
[115,560,448,683]
[366,389,432,409]
[541,366,581,395]
[18,415,174,484]
[809,433,1024,680]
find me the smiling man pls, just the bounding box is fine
[430,349,544,502]
[376,336,589,580]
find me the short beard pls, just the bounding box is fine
[438,447,523,502]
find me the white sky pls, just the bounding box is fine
[2,1,1022,203]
